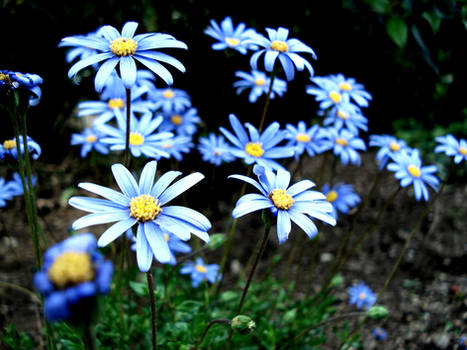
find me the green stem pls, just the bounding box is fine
[124,88,131,168]
[146,271,157,350]
[118,238,127,349]
[191,319,231,350]
[82,324,96,350]
[258,72,276,133]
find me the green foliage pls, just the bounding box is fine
[386,16,408,48]
[1,324,36,350]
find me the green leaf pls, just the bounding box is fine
[363,0,390,13]
[422,11,441,34]
[386,17,408,48]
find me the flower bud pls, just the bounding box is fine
[231,315,256,335]
[207,233,226,250]
[367,305,388,320]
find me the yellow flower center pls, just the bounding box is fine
[339,82,352,91]
[389,142,401,152]
[458,146,467,155]
[335,138,348,146]
[195,264,207,274]
[245,142,264,157]
[48,252,94,289]
[108,98,125,110]
[359,292,366,300]
[254,78,267,86]
[270,40,289,52]
[329,91,342,104]
[296,133,310,143]
[225,37,240,46]
[162,89,175,99]
[407,165,421,178]
[129,132,145,146]
[164,233,170,242]
[170,114,183,125]
[0,73,11,84]
[326,190,338,203]
[337,109,350,120]
[85,135,98,143]
[109,37,138,56]
[3,139,16,150]
[269,189,294,210]
[162,143,173,149]
[129,194,161,222]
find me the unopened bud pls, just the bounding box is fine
[231,315,256,335]
[329,274,343,288]
[367,305,388,320]
[207,233,226,250]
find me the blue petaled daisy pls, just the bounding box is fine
[347,282,377,310]
[250,27,317,81]
[204,16,259,55]
[4,172,37,197]
[233,70,287,103]
[100,70,157,100]
[180,257,221,287]
[229,165,336,244]
[197,133,235,166]
[219,114,295,171]
[322,183,361,220]
[306,75,349,110]
[372,328,388,341]
[321,128,367,166]
[329,73,372,107]
[70,127,110,158]
[284,121,327,159]
[58,29,103,65]
[149,87,191,113]
[323,103,368,135]
[434,134,467,164]
[387,149,439,201]
[0,135,41,161]
[159,107,201,136]
[0,70,43,106]
[156,135,194,161]
[68,161,211,272]
[62,21,187,91]
[0,177,15,207]
[369,134,409,170]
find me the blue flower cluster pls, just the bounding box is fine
[347,282,377,310]
[0,70,43,106]
[0,173,37,207]
[180,257,221,287]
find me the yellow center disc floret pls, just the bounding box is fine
[270,40,289,52]
[3,139,16,150]
[195,264,207,274]
[171,115,183,125]
[130,194,162,222]
[326,190,338,203]
[269,189,294,210]
[337,110,350,120]
[407,165,421,178]
[110,37,138,56]
[225,37,240,46]
[86,135,98,143]
[162,89,175,99]
[296,133,310,143]
[129,132,145,146]
[329,91,342,104]
[339,82,352,91]
[389,142,401,152]
[108,98,125,110]
[245,142,264,157]
[335,138,348,146]
[48,252,94,289]
[254,78,267,86]
[458,146,467,155]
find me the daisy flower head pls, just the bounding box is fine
[233,70,287,103]
[149,87,191,113]
[198,133,235,166]
[159,107,201,136]
[387,149,439,201]
[369,134,409,170]
[330,73,372,107]
[321,128,366,166]
[229,165,336,244]
[0,177,15,207]
[250,27,317,81]
[58,29,104,65]
[100,69,157,101]
[306,75,349,110]
[204,16,259,54]
[219,114,295,171]
[180,257,221,287]
[372,328,387,341]
[68,161,211,272]
[434,134,467,164]
[0,135,41,161]
[459,336,467,350]
[0,70,43,106]
[156,135,194,162]
[97,109,174,159]
[324,102,368,135]
[347,282,376,310]
[62,21,187,92]
[5,172,37,197]
[33,233,113,322]
[70,127,110,158]
[322,182,361,220]
[284,121,327,159]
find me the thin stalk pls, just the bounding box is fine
[82,324,96,350]
[258,72,276,133]
[191,319,231,350]
[123,88,131,168]
[146,271,157,350]
[118,238,127,349]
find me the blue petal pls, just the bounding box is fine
[138,161,158,194]
[122,21,139,38]
[72,210,129,230]
[111,164,139,198]
[136,224,153,272]
[95,57,119,92]
[276,210,291,244]
[133,55,174,85]
[97,218,136,247]
[69,196,124,213]
[151,171,182,198]
[78,182,129,207]
[143,222,171,263]
[119,56,137,88]
[158,172,204,205]
[232,197,273,218]
[162,206,211,231]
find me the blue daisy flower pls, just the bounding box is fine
[198,133,235,166]
[434,134,467,164]
[372,327,387,341]
[97,109,173,159]
[68,161,211,272]
[149,87,191,113]
[369,134,409,170]
[58,29,103,65]
[321,128,366,166]
[70,127,110,158]
[459,336,467,350]
[159,107,201,136]
[229,165,336,244]
[219,114,295,171]
[250,27,317,81]
[100,70,157,101]
[33,233,113,322]
[0,135,41,160]
[156,135,194,162]
[61,21,187,91]
[0,177,15,207]
[306,75,349,110]
[322,183,361,220]
[329,73,372,107]
[347,282,377,310]
[0,70,43,106]
[204,16,259,55]
[5,172,37,197]
[284,121,327,159]
[233,70,287,103]
[387,149,439,202]
[180,257,221,287]
[323,103,368,135]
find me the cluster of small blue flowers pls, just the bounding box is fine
[0,173,36,207]
[0,70,43,106]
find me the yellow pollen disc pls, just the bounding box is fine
[213,150,222,156]
[162,143,173,149]
[296,133,310,143]
[0,73,11,83]
[245,142,264,157]
[326,190,338,203]
[407,165,421,178]
[335,138,348,146]
[339,82,352,91]
[109,37,137,56]
[337,110,350,120]
[458,146,467,155]
[3,139,16,150]
[108,98,125,110]
[164,233,170,242]
[129,194,161,222]
[269,189,294,210]
[129,132,145,146]
[48,252,94,289]
[389,142,401,152]
[254,78,267,86]
[195,264,207,274]
[329,91,342,104]
[270,40,289,52]
[162,89,175,99]
[171,115,183,125]
[358,292,366,300]
[86,135,98,143]
[225,37,240,46]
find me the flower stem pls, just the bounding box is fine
[146,270,157,350]
[118,238,127,349]
[123,88,131,168]
[82,323,96,350]
[191,319,231,350]
[258,72,276,133]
